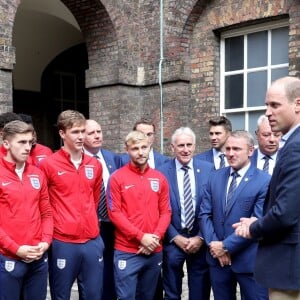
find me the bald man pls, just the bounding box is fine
[83,119,121,300]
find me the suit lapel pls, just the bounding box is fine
[168,160,181,210]
[225,166,254,215]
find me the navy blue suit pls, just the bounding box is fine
[200,165,270,300]
[250,126,300,291]
[97,149,121,300]
[79,148,120,300]
[120,150,169,168]
[158,158,213,300]
[194,149,214,165]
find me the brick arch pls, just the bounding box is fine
[61,0,119,87]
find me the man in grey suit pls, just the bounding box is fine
[234,76,300,300]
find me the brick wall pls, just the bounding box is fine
[1,0,300,153]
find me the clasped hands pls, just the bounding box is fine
[137,233,160,255]
[173,235,203,254]
[17,242,49,262]
[209,241,231,267]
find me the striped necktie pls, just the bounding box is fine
[182,166,194,231]
[94,155,109,221]
[263,156,270,173]
[227,172,240,206]
[219,153,225,169]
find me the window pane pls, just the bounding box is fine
[226,113,245,130]
[248,31,268,68]
[247,71,267,107]
[225,36,244,71]
[271,67,289,82]
[249,111,266,142]
[271,27,288,65]
[225,74,244,109]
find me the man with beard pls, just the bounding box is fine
[107,130,171,300]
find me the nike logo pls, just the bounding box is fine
[57,171,67,176]
[158,261,162,266]
[124,184,135,190]
[2,182,12,186]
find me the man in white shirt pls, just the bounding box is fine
[251,115,281,175]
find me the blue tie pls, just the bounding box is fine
[219,154,225,169]
[263,156,270,173]
[182,166,194,231]
[94,155,109,221]
[227,172,239,206]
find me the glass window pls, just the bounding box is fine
[220,21,289,136]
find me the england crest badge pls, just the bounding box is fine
[5,261,15,272]
[57,259,66,270]
[150,179,159,192]
[85,166,94,179]
[118,259,126,270]
[30,177,40,189]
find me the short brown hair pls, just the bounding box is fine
[209,116,232,132]
[2,120,34,140]
[133,118,155,132]
[57,110,86,131]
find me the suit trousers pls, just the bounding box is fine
[163,242,210,300]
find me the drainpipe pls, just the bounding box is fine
[159,0,164,154]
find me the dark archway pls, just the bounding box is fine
[41,43,88,150]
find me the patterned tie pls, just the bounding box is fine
[94,155,109,221]
[263,156,270,173]
[219,153,225,169]
[182,166,194,231]
[227,172,239,206]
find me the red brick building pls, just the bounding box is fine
[1,0,299,153]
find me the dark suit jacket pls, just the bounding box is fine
[250,126,300,290]
[120,150,169,168]
[101,148,122,174]
[200,165,270,273]
[158,158,214,242]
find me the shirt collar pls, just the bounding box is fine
[175,158,193,171]
[230,162,251,178]
[280,124,300,148]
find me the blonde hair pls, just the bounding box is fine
[125,130,148,147]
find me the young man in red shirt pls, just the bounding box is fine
[107,130,171,300]
[40,110,104,299]
[0,120,53,300]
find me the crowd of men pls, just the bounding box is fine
[0,75,299,300]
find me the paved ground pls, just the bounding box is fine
[46,267,241,299]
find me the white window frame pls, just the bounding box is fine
[220,19,289,130]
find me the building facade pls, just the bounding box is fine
[0,0,299,153]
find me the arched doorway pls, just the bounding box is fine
[12,0,86,149]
